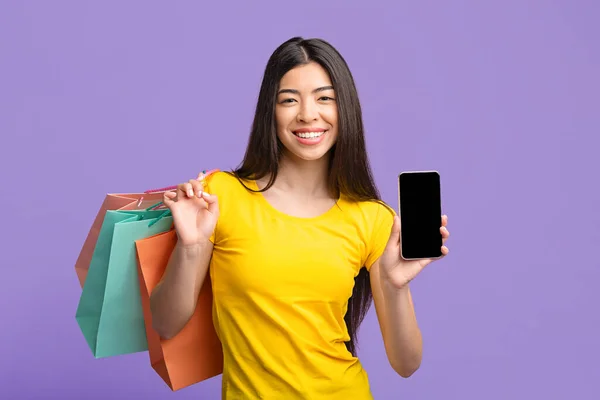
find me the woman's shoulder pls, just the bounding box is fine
[204,170,235,185]
[341,196,396,220]
[203,170,252,196]
[334,197,395,239]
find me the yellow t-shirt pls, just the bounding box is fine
[204,171,394,399]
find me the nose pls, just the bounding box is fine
[296,99,319,122]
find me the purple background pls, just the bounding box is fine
[2,1,599,399]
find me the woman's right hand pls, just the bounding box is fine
[162,172,219,248]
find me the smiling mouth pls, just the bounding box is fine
[292,130,327,139]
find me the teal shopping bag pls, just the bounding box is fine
[76,209,173,358]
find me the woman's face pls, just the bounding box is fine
[275,62,339,162]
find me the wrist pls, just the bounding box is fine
[176,239,211,258]
[381,275,410,296]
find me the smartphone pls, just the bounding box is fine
[398,171,443,260]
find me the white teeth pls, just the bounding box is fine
[296,131,325,139]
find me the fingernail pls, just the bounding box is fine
[187,189,193,197]
[201,191,210,197]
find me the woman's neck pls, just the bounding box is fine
[267,151,332,198]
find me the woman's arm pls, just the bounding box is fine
[149,239,213,339]
[369,261,423,378]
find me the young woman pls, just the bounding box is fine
[149,37,450,399]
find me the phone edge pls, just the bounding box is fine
[397,170,443,261]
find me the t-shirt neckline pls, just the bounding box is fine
[247,179,344,223]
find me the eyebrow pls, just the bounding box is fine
[277,85,334,95]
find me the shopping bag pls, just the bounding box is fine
[75,209,174,358]
[74,191,166,288]
[75,169,220,288]
[135,230,223,391]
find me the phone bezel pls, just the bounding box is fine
[397,170,443,261]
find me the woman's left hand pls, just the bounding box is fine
[378,215,450,290]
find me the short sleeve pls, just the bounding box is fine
[201,171,221,244]
[364,202,396,270]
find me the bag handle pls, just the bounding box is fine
[141,169,220,227]
[144,168,219,194]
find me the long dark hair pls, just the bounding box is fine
[233,37,383,356]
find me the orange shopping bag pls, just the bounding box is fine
[135,229,223,391]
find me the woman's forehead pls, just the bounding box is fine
[279,62,333,90]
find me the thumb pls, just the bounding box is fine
[385,215,401,251]
[163,191,176,208]
[201,191,219,215]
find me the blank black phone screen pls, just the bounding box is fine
[398,171,442,260]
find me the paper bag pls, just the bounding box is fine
[75,192,166,287]
[135,230,223,390]
[75,209,173,358]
